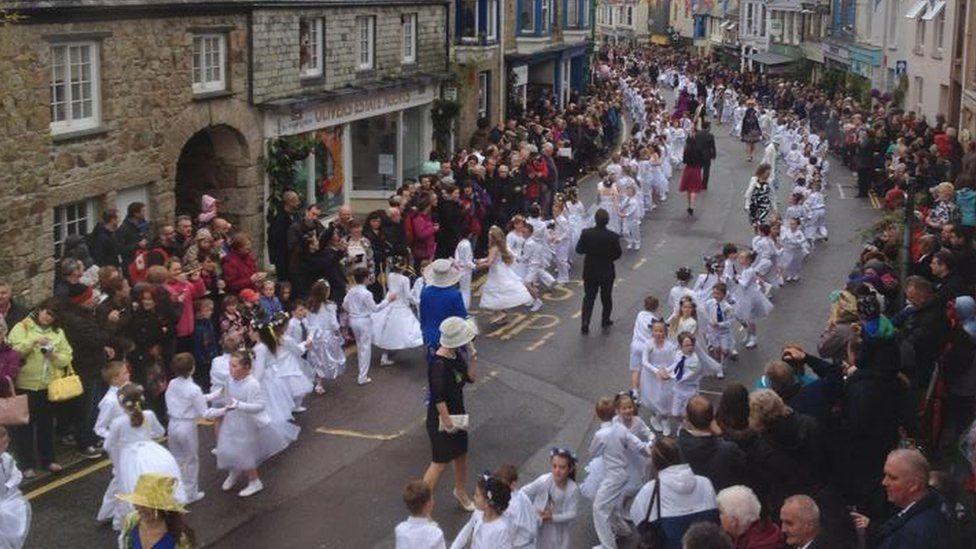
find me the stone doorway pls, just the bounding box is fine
[174,124,251,224]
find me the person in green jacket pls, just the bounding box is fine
[7,298,73,477]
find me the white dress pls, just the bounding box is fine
[449,510,514,549]
[372,272,424,350]
[216,375,298,471]
[521,473,580,549]
[271,335,315,400]
[565,201,586,249]
[638,339,680,416]
[307,302,347,380]
[479,252,533,311]
[0,452,30,549]
[629,310,659,370]
[252,343,300,425]
[614,415,653,495]
[506,231,527,278]
[502,488,540,548]
[103,412,185,528]
[588,185,620,233]
[732,266,774,322]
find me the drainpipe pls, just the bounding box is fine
[500,0,506,121]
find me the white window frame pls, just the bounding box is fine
[477,71,489,119]
[357,15,375,71]
[915,17,925,54]
[49,41,101,135]
[933,9,945,53]
[53,198,96,258]
[402,13,417,64]
[192,33,227,94]
[300,18,324,78]
[565,0,578,28]
[487,0,498,40]
[541,0,552,32]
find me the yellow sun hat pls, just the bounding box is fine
[117,473,187,513]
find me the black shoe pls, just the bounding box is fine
[687,208,694,217]
[601,320,614,329]
[581,325,590,335]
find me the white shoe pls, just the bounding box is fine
[716,370,725,379]
[730,350,739,361]
[293,406,307,413]
[314,383,326,395]
[379,354,395,366]
[530,298,543,312]
[188,491,205,504]
[745,337,757,349]
[357,377,373,386]
[238,479,263,497]
[222,472,240,491]
[211,448,218,456]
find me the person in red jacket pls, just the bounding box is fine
[222,233,266,294]
[716,485,786,549]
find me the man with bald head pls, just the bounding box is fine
[850,449,949,548]
[678,395,748,491]
[780,495,822,548]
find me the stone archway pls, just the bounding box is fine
[174,124,251,225]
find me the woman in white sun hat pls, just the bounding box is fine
[418,258,468,351]
[422,316,478,512]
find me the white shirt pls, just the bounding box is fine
[94,385,123,438]
[342,285,389,319]
[589,421,649,477]
[450,510,513,549]
[394,516,446,549]
[164,376,209,422]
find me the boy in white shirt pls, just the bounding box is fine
[395,480,446,549]
[342,268,395,385]
[95,361,130,524]
[166,352,223,503]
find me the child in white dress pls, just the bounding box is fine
[612,393,653,497]
[703,283,735,377]
[619,186,642,250]
[634,321,680,433]
[521,448,579,549]
[629,296,661,372]
[450,474,514,549]
[751,224,781,291]
[563,188,586,250]
[249,328,301,428]
[372,261,424,364]
[104,384,185,529]
[95,361,129,525]
[550,199,572,284]
[305,280,346,395]
[668,267,696,318]
[0,426,30,549]
[217,351,298,498]
[506,217,528,279]
[520,224,554,311]
[732,251,774,349]
[495,464,539,549]
[395,480,446,549]
[264,311,314,411]
[165,353,223,504]
[692,256,722,304]
[343,268,396,386]
[805,180,828,242]
[667,296,699,342]
[780,216,810,282]
[478,226,534,322]
[454,237,476,309]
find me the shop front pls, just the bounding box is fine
[263,81,438,214]
[507,43,589,112]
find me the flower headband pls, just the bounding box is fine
[549,446,578,463]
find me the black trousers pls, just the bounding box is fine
[581,276,614,328]
[856,169,872,197]
[12,389,56,469]
[702,162,712,189]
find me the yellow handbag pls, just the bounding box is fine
[47,363,84,402]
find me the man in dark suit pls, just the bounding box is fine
[780,494,824,548]
[695,120,717,190]
[575,208,622,334]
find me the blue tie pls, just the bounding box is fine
[716,303,724,323]
[673,356,686,381]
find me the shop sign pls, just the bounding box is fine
[896,60,907,75]
[266,84,436,137]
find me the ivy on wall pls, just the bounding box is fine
[264,134,316,222]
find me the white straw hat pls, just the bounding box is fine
[438,317,478,348]
[423,258,462,288]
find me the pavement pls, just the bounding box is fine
[25,116,881,548]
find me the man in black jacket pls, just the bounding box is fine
[575,208,622,334]
[678,396,748,492]
[267,190,302,283]
[695,121,717,190]
[114,201,149,266]
[88,208,121,268]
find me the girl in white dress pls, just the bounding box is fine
[656,133,673,180]
[249,328,302,426]
[506,216,527,279]
[731,251,774,349]
[629,296,661,371]
[667,296,699,341]
[667,267,696,318]
[0,427,30,549]
[306,280,346,395]
[666,333,704,434]
[550,198,572,284]
[636,148,655,212]
[494,465,539,549]
[589,178,620,233]
[521,448,579,549]
[612,393,653,497]
[372,260,424,364]
[669,120,686,166]
[217,351,298,498]
[692,256,722,304]
[563,187,586,250]
[450,474,513,549]
[649,144,670,204]
[104,384,185,529]
[633,320,679,433]
[261,313,314,412]
[478,226,534,323]
[454,237,476,309]
[751,224,781,291]
[779,216,810,282]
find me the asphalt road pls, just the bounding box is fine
[25,116,880,549]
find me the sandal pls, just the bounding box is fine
[453,488,475,512]
[47,462,63,473]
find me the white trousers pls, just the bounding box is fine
[168,419,200,500]
[350,318,372,382]
[592,473,630,549]
[459,271,472,309]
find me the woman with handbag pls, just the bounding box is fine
[629,437,719,549]
[7,299,73,478]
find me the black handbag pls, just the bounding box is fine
[636,480,665,549]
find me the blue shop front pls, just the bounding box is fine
[507,42,589,112]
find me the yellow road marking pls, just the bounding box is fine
[571,310,581,319]
[542,283,577,301]
[315,426,413,441]
[632,258,647,270]
[525,331,555,351]
[26,459,112,501]
[486,313,526,338]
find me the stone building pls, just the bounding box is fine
[254,1,450,214]
[451,0,506,148]
[0,0,262,299]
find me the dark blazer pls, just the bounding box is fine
[872,489,949,549]
[695,130,717,165]
[575,226,622,281]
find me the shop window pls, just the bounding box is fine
[357,16,375,70]
[402,106,427,183]
[519,0,535,33]
[192,34,226,94]
[402,13,417,64]
[352,112,398,194]
[300,18,324,78]
[288,129,344,216]
[50,42,101,135]
[53,199,95,258]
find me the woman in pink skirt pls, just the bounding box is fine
[679,132,705,217]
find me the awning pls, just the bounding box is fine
[905,0,927,18]
[923,0,946,20]
[748,51,797,65]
